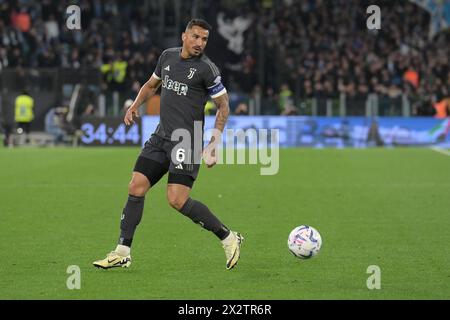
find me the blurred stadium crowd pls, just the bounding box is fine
[251,0,449,115]
[0,0,449,116]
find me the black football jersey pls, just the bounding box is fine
[152,47,226,141]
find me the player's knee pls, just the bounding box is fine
[167,191,187,211]
[128,180,147,197]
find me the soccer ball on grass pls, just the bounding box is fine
[287,225,322,259]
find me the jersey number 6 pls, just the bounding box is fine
[176,148,185,162]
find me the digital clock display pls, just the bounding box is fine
[80,117,141,146]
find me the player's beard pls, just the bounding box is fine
[192,46,202,56]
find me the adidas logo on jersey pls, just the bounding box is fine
[164,65,170,71]
[175,163,183,170]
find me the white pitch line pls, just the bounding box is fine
[430,146,450,157]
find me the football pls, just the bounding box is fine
[288,225,322,259]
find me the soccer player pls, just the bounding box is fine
[93,19,243,270]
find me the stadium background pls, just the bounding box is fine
[0,0,449,140]
[0,0,450,300]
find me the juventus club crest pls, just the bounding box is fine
[188,68,196,79]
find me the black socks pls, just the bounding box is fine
[118,195,145,247]
[118,195,231,247]
[179,198,230,240]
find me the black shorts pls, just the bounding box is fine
[133,134,201,188]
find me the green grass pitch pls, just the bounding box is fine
[0,146,449,299]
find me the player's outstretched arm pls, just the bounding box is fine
[203,93,230,168]
[124,75,162,126]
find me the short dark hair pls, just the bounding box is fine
[186,19,212,32]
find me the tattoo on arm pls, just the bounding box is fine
[212,93,230,135]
